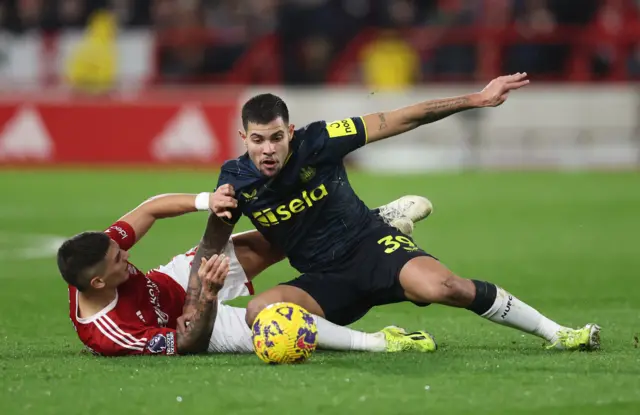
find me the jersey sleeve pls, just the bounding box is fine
[313,116,368,162]
[104,221,137,251]
[215,164,245,225]
[85,317,177,356]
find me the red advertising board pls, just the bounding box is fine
[0,94,240,166]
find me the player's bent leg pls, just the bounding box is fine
[399,256,600,351]
[399,256,476,307]
[313,316,436,353]
[208,303,254,354]
[231,230,285,280]
[214,304,435,354]
[245,285,325,328]
[156,240,252,301]
[313,315,385,352]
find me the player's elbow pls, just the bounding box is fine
[176,345,203,355]
[177,342,207,355]
[176,334,208,355]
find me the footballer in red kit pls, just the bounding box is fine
[58,191,438,356]
[68,221,185,356]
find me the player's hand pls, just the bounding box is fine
[477,73,529,107]
[211,184,237,220]
[177,308,196,333]
[198,254,229,302]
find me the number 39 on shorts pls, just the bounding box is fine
[377,235,419,254]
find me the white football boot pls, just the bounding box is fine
[376,195,433,236]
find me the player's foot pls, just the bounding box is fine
[546,323,601,351]
[381,326,437,353]
[377,196,433,236]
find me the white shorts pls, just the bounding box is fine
[153,237,255,354]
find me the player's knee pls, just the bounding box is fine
[245,298,267,328]
[419,271,461,300]
[434,274,475,305]
[401,258,475,307]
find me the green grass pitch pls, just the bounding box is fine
[0,169,639,415]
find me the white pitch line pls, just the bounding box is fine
[0,231,67,262]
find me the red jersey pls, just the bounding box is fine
[68,221,186,356]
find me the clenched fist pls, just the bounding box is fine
[210,184,238,220]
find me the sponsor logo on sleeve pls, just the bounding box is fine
[166,332,176,355]
[325,119,357,138]
[111,225,129,240]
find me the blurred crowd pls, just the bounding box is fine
[1,0,640,85]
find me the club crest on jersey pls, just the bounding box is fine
[241,189,258,202]
[251,184,328,227]
[299,166,316,183]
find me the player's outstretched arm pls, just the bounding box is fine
[116,193,215,244]
[176,254,229,354]
[181,213,235,325]
[181,183,239,317]
[361,73,530,144]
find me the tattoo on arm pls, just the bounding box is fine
[378,113,388,131]
[419,97,471,125]
[184,214,234,311]
[176,293,218,354]
[184,246,206,308]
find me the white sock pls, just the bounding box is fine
[480,287,566,343]
[314,315,386,352]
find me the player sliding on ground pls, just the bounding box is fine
[188,72,600,351]
[57,192,434,356]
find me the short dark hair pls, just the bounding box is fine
[57,232,110,291]
[241,93,289,130]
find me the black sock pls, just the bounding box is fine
[466,280,497,315]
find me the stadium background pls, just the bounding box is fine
[0,1,639,414]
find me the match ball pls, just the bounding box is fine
[251,302,318,364]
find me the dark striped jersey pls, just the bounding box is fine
[216,117,384,273]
